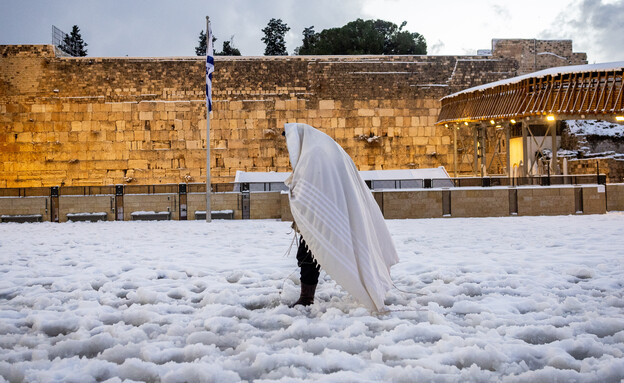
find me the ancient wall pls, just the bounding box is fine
[1,40,586,188]
[492,39,587,75]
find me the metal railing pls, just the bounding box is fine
[0,174,607,198]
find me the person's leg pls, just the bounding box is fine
[297,238,320,285]
[291,237,320,306]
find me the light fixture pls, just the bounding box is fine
[445,124,449,128]
[510,119,516,124]
[490,120,495,125]
[546,115,555,121]
[464,121,469,126]
[616,116,624,122]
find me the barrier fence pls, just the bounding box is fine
[0,174,615,223]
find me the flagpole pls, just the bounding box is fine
[205,15,212,222]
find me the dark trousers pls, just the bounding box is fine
[297,237,320,285]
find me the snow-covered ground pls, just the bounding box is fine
[1,215,623,382]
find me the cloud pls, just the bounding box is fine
[540,0,624,63]
[429,40,446,55]
[490,3,512,19]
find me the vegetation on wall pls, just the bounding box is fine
[59,25,88,57]
[295,19,426,55]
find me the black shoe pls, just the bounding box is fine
[289,283,317,307]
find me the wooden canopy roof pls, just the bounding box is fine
[437,62,624,125]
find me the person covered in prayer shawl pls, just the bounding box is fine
[282,123,399,312]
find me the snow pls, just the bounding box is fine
[1,214,624,382]
[235,168,451,183]
[66,212,107,217]
[443,61,624,99]
[567,120,624,138]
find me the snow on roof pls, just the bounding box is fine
[234,167,451,184]
[358,167,450,180]
[234,170,288,184]
[566,120,624,137]
[442,61,624,100]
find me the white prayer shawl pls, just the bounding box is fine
[284,123,399,311]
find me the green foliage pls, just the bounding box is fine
[59,25,88,57]
[196,31,240,56]
[296,19,426,55]
[261,18,290,56]
[195,30,207,56]
[217,40,241,56]
[294,26,318,55]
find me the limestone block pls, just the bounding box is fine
[139,111,153,120]
[285,100,298,110]
[111,103,124,112]
[319,100,334,110]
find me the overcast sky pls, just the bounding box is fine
[1,0,622,63]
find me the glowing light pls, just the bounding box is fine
[510,119,516,124]
[445,124,449,128]
[546,115,556,121]
[616,116,624,122]
[490,120,495,125]
[464,121,469,126]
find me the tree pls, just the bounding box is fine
[386,21,427,55]
[217,40,241,56]
[294,26,318,55]
[261,18,290,56]
[195,30,216,56]
[196,31,241,56]
[195,30,207,56]
[59,25,88,57]
[295,19,427,55]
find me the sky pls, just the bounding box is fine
[0,0,622,63]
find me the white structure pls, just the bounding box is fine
[233,167,453,192]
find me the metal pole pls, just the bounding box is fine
[505,122,511,178]
[551,120,559,175]
[480,123,487,177]
[522,119,528,177]
[205,16,212,222]
[473,125,478,177]
[453,126,458,178]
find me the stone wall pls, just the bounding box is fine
[566,157,624,183]
[492,39,587,75]
[1,40,586,188]
[606,184,624,211]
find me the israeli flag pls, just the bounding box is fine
[206,24,214,112]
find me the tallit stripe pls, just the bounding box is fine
[294,179,388,309]
[297,178,385,274]
[291,205,357,274]
[295,178,352,242]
